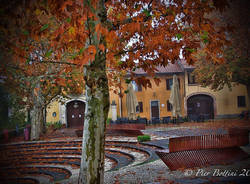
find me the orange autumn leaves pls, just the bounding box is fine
[47,1,116,67]
[32,0,229,71]
[0,0,230,95]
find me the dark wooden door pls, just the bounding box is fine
[151,101,159,119]
[187,95,214,119]
[66,100,85,127]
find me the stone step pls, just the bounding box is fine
[0,166,71,183]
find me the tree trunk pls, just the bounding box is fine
[30,105,44,140]
[247,85,250,110]
[30,82,44,141]
[78,1,109,183]
[78,57,109,184]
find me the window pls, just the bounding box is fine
[166,79,173,90]
[178,78,181,89]
[167,100,172,111]
[52,112,57,117]
[237,96,246,107]
[188,72,196,84]
[132,81,142,92]
[151,101,158,107]
[166,78,180,90]
[136,102,143,113]
[137,84,142,91]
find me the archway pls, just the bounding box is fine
[66,100,85,127]
[187,94,214,120]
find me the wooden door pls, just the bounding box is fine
[151,101,159,119]
[187,95,214,119]
[66,100,85,127]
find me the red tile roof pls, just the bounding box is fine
[128,59,195,75]
[178,59,195,70]
[134,62,183,75]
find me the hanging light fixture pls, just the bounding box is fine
[73,102,79,108]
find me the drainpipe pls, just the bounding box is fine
[118,79,122,118]
[119,94,122,117]
[43,106,47,133]
[183,71,187,116]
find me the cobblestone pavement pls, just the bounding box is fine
[104,125,250,184]
[62,126,250,184]
[103,144,250,184]
[2,120,250,184]
[144,127,229,138]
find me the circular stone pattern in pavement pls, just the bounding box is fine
[0,139,161,183]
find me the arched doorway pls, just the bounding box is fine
[66,100,85,127]
[187,94,214,120]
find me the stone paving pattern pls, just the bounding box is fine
[1,121,250,184]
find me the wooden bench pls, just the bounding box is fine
[76,123,145,137]
[155,129,249,171]
[106,123,145,136]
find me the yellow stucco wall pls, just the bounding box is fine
[46,69,249,123]
[184,71,249,116]
[109,74,185,120]
[46,73,248,123]
[46,100,60,123]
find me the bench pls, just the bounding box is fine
[155,128,249,171]
[76,123,145,137]
[106,123,145,136]
[111,117,148,124]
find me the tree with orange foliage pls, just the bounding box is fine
[0,0,229,183]
[0,1,85,140]
[0,43,84,140]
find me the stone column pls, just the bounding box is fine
[111,100,117,121]
[59,102,66,126]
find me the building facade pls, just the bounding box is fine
[46,95,86,127]
[46,60,249,126]
[182,61,249,119]
[109,63,186,120]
